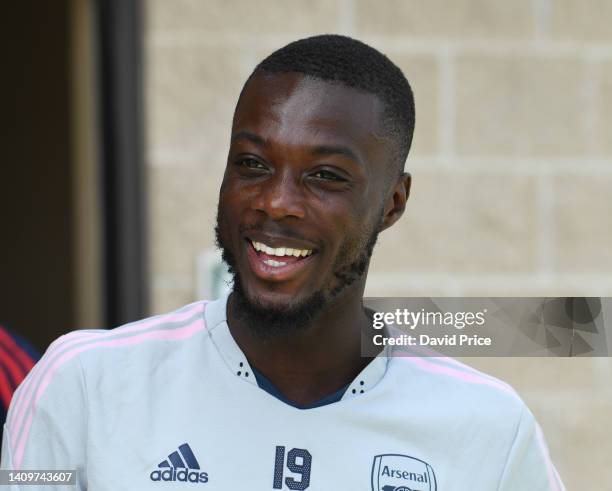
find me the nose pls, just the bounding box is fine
[251,171,306,220]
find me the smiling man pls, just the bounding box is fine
[2,35,564,490]
[214,40,412,407]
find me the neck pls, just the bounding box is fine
[226,281,374,406]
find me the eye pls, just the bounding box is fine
[239,158,267,170]
[311,169,346,181]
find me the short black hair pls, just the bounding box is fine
[241,34,415,177]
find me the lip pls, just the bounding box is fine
[244,238,318,282]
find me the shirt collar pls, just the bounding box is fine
[204,292,390,400]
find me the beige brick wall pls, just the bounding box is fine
[145,1,612,488]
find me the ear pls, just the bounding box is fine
[379,172,411,232]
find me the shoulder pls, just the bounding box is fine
[387,352,527,427]
[5,300,211,459]
[11,301,209,405]
[62,300,210,371]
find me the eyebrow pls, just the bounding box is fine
[231,131,268,146]
[311,145,362,166]
[231,131,362,166]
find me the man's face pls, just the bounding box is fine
[216,72,394,332]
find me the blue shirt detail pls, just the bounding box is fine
[251,366,349,409]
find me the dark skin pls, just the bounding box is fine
[218,72,411,406]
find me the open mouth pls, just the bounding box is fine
[250,239,314,265]
[244,238,318,281]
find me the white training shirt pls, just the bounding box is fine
[2,294,565,490]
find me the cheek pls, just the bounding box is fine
[220,177,264,216]
[216,198,242,243]
[332,198,370,231]
[323,209,366,255]
[219,180,249,215]
[337,209,381,255]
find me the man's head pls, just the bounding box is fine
[215,35,414,338]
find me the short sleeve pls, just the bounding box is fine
[0,339,88,490]
[497,406,565,491]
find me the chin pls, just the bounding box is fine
[230,273,329,338]
[244,283,313,312]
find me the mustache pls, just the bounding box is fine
[238,222,313,243]
[217,206,313,244]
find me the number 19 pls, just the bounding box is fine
[273,446,312,490]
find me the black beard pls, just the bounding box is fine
[214,210,381,340]
[229,270,327,340]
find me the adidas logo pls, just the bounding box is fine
[150,443,209,484]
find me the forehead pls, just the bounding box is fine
[233,72,386,156]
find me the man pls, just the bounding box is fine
[2,35,564,490]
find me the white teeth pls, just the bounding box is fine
[263,259,287,267]
[251,240,313,258]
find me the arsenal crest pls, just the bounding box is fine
[371,454,437,491]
